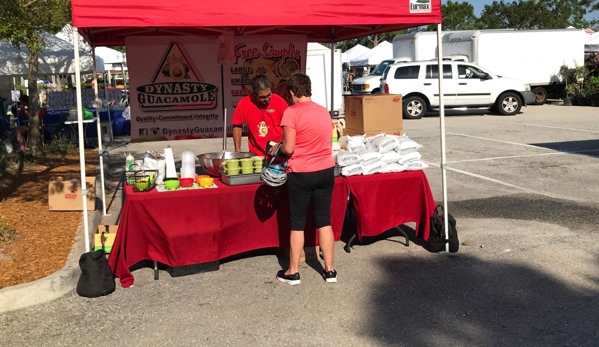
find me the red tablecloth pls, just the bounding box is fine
[108,177,349,287]
[343,171,436,241]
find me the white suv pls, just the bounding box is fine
[351,58,410,94]
[381,60,535,119]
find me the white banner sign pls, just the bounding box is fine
[126,36,307,141]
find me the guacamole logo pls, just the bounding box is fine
[137,41,217,111]
[410,0,431,13]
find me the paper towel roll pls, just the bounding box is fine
[164,148,177,178]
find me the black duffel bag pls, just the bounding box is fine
[76,249,115,298]
[428,205,459,253]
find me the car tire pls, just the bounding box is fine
[403,96,426,119]
[532,87,547,105]
[371,88,380,94]
[496,92,522,116]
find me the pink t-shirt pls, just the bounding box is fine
[280,101,335,173]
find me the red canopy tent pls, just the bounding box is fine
[70,0,451,252]
[72,0,441,45]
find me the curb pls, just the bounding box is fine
[0,208,102,314]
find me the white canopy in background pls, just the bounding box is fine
[0,31,104,76]
[342,44,371,63]
[94,47,126,65]
[585,32,599,53]
[350,41,392,66]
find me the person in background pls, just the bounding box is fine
[14,95,29,151]
[232,75,288,156]
[270,72,337,285]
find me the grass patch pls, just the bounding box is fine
[0,216,17,244]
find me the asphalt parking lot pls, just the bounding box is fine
[1,104,598,346]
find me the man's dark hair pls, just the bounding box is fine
[251,75,272,94]
[286,72,312,98]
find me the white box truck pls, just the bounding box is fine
[442,29,586,104]
[393,31,441,61]
[306,43,344,115]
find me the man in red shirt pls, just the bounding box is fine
[232,75,288,156]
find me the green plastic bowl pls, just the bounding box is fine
[163,178,180,190]
[135,179,151,192]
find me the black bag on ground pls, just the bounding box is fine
[76,249,115,297]
[428,205,459,253]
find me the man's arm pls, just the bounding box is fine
[232,125,243,152]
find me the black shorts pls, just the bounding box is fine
[287,167,335,231]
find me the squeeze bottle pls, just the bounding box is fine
[125,153,134,171]
[332,122,338,143]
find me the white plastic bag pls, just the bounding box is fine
[346,135,366,152]
[398,152,422,166]
[365,133,386,143]
[341,164,363,176]
[405,161,429,171]
[378,163,406,173]
[372,136,400,154]
[335,151,361,167]
[362,161,387,175]
[356,149,383,166]
[143,156,166,185]
[380,151,403,163]
[395,135,422,155]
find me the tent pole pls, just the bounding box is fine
[92,47,108,216]
[330,41,335,118]
[436,24,449,253]
[74,29,90,253]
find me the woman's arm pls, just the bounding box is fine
[280,126,296,155]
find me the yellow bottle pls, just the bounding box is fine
[332,122,338,143]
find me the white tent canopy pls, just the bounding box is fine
[585,32,599,53]
[94,47,126,65]
[342,44,371,63]
[0,31,104,76]
[350,41,392,66]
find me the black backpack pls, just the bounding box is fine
[428,205,459,253]
[76,249,115,297]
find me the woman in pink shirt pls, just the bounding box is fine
[271,72,337,285]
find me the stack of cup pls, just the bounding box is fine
[240,158,254,174]
[222,159,240,175]
[252,156,264,173]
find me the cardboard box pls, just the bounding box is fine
[344,94,403,135]
[48,177,96,211]
[278,246,320,263]
[94,225,118,253]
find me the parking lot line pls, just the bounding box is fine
[446,149,599,164]
[523,124,599,133]
[446,132,555,151]
[426,162,573,201]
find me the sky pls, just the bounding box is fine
[445,0,599,22]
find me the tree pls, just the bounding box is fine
[0,0,71,155]
[426,1,480,31]
[479,0,591,29]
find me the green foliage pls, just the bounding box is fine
[560,63,591,97]
[0,0,72,155]
[427,1,482,31]
[0,216,17,244]
[582,75,599,97]
[44,136,76,155]
[479,0,591,29]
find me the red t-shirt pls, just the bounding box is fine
[231,94,288,155]
[280,101,335,173]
